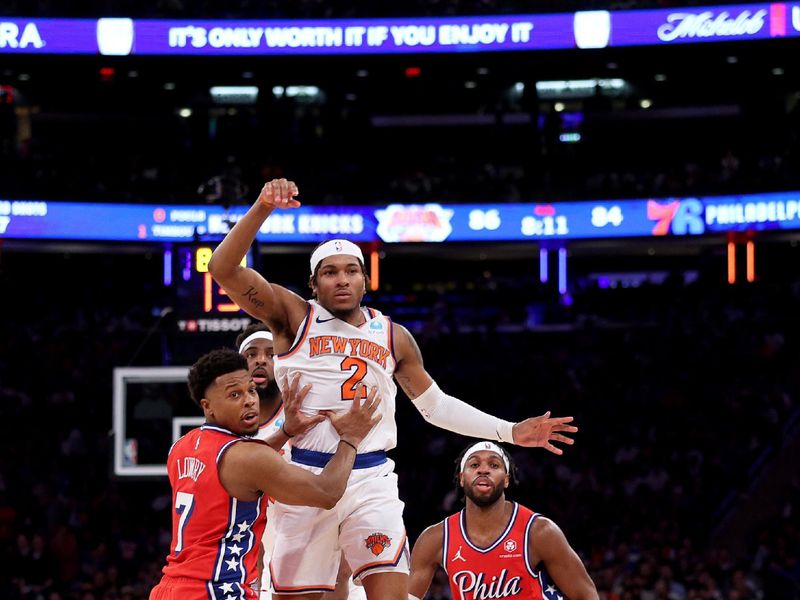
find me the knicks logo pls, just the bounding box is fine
[365,532,392,556]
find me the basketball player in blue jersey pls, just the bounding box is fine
[408,441,598,600]
[236,324,366,600]
[209,178,578,600]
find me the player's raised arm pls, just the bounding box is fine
[392,323,578,454]
[208,178,307,336]
[408,523,444,600]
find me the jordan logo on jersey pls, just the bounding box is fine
[308,335,390,368]
[452,568,523,599]
[452,546,467,563]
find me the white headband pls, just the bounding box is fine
[238,331,273,354]
[310,240,365,274]
[460,441,510,472]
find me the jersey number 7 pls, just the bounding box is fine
[174,491,195,555]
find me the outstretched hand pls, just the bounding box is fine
[327,384,383,447]
[258,178,301,209]
[280,374,326,438]
[512,412,578,455]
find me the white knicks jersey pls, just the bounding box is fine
[254,402,291,459]
[274,300,398,454]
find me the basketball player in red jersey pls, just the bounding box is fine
[409,442,598,600]
[209,178,577,600]
[149,348,381,600]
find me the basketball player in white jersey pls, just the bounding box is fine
[237,324,366,600]
[209,178,578,600]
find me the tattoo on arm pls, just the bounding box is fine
[400,325,424,365]
[242,286,265,309]
[396,325,424,398]
[396,374,419,399]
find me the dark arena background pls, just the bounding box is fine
[2,0,800,598]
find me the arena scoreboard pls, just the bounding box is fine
[3,192,800,244]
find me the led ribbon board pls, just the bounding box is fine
[0,5,795,55]
[3,192,800,243]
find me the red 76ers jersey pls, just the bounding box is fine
[159,424,268,597]
[443,502,564,600]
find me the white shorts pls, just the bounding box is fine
[260,499,279,598]
[263,579,367,599]
[269,458,409,594]
[260,508,368,600]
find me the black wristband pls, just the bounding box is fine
[281,423,295,438]
[339,439,358,453]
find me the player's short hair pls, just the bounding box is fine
[453,442,519,502]
[307,241,370,297]
[187,348,248,407]
[235,322,271,349]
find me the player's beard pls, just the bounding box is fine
[328,304,362,322]
[257,379,280,401]
[464,481,505,508]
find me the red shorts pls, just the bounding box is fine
[150,576,259,600]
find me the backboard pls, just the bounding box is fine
[112,366,203,477]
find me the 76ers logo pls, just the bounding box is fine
[365,532,392,556]
[503,539,517,553]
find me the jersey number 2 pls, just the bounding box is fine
[174,491,195,554]
[340,357,368,401]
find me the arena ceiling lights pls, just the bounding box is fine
[272,85,320,98]
[535,78,629,99]
[209,85,259,104]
